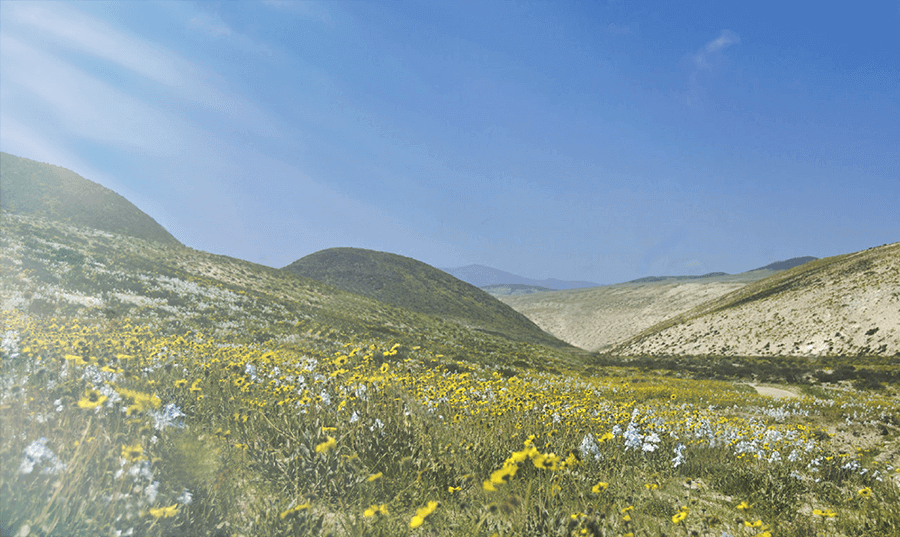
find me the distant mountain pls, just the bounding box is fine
[751,256,817,272]
[283,248,570,348]
[441,264,598,290]
[0,152,180,246]
[608,243,899,357]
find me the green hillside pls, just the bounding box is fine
[0,212,577,371]
[283,247,569,348]
[0,152,180,246]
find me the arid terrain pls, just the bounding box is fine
[610,243,899,357]
[498,273,768,352]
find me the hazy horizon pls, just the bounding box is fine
[1,1,897,284]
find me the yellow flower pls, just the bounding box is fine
[174,379,188,388]
[77,389,107,409]
[736,501,751,511]
[367,472,383,482]
[149,504,178,518]
[645,483,659,490]
[448,486,461,493]
[813,508,837,517]
[744,519,763,527]
[490,464,517,485]
[380,363,389,374]
[190,379,202,393]
[315,436,336,453]
[279,502,310,519]
[121,443,144,462]
[858,486,872,498]
[592,482,609,493]
[364,504,388,517]
[409,500,437,528]
[672,510,688,523]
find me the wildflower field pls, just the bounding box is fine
[2,214,899,536]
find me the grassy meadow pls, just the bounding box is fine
[2,214,899,536]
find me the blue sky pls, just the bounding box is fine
[2,0,897,284]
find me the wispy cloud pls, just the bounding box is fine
[693,29,740,71]
[1,1,278,137]
[681,29,740,105]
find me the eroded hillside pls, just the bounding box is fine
[610,243,900,357]
[498,278,757,351]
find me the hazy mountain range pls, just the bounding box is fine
[2,151,896,360]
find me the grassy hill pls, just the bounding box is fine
[0,213,578,372]
[283,247,569,348]
[0,152,180,246]
[608,243,900,357]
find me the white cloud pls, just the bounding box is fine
[1,1,278,138]
[693,29,740,70]
[0,34,181,153]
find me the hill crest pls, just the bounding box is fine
[0,152,180,246]
[283,248,569,348]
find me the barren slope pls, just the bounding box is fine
[610,243,900,357]
[498,276,763,351]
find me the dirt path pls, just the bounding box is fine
[751,384,798,399]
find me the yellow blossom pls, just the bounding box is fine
[409,500,437,528]
[149,504,178,518]
[315,436,336,453]
[77,389,107,409]
[121,443,144,462]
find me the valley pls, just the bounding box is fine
[1,152,898,537]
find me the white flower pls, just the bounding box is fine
[579,434,601,461]
[20,437,66,475]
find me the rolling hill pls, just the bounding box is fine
[608,243,900,357]
[283,248,569,348]
[0,154,579,370]
[0,152,180,246]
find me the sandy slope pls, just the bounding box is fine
[612,243,900,357]
[498,280,749,351]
